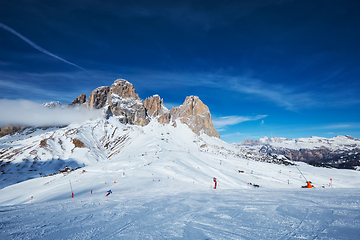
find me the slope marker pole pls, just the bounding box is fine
[69,180,74,198]
[330,178,333,188]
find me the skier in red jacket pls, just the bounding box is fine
[213,177,217,189]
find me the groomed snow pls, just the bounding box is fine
[1,118,360,239]
[1,188,359,239]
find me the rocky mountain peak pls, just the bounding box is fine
[110,79,140,100]
[106,80,148,126]
[82,80,219,138]
[170,96,220,138]
[2,79,220,139]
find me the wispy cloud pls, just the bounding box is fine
[1,67,357,113]
[0,22,86,71]
[212,115,267,128]
[322,124,352,129]
[220,132,246,138]
[0,70,117,103]
[129,69,360,111]
[121,70,318,111]
[0,99,103,127]
[0,78,73,103]
[225,76,318,111]
[314,124,354,130]
[304,123,360,131]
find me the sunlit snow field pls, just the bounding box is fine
[1,120,360,239]
[1,188,359,239]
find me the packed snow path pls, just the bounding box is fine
[1,188,359,239]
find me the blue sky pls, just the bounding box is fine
[0,0,359,143]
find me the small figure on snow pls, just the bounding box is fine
[213,177,217,189]
[301,181,314,188]
[106,190,112,196]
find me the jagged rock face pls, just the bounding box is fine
[143,95,170,124]
[170,96,220,138]
[85,86,110,110]
[107,79,148,126]
[70,94,86,105]
[82,80,219,137]
[109,79,140,100]
[108,94,149,126]
[1,79,220,139]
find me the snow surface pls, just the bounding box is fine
[243,135,360,151]
[1,118,360,239]
[1,188,359,239]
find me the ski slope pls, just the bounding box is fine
[1,188,359,239]
[1,118,360,239]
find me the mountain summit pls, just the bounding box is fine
[83,79,219,138]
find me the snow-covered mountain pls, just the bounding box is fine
[1,79,360,239]
[1,114,360,239]
[0,117,291,190]
[242,135,360,150]
[239,135,360,169]
[0,79,286,189]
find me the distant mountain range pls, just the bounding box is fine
[238,135,360,170]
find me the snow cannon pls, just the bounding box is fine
[302,181,314,188]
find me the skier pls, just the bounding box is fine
[106,190,112,196]
[213,177,217,189]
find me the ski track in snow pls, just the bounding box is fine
[0,119,360,239]
[0,189,359,239]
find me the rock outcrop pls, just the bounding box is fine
[70,94,86,105]
[83,79,220,138]
[107,80,148,126]
[85,86,110,110]
[170,96,220,138]
[0,79,220,139]
[143,95,171,124]
[0,125,24,138]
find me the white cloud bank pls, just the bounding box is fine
[0,99,103,127]
[212,115,267,129]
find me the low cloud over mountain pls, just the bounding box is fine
[0,99,103,127]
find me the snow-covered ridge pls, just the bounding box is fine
[1,115,360,203]
[42,101,62,109]
[239,135,360,170]
[242,135,360,151]
[0,116,296,190]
